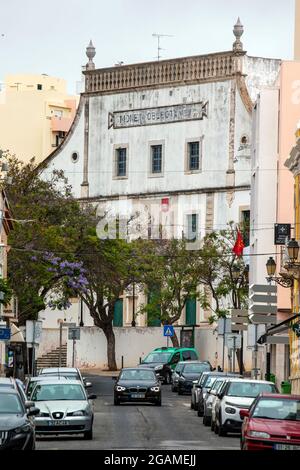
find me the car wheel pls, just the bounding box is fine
[197,407,203,417]
[218,413,227,437]
[203,415,210,426]
[191,401,194,410]
[171,384,176,392]
[211,420,215,432]
[83,428,93,440]
[155,399,162,406]
[114,396,120,405]
[165,373,172,385]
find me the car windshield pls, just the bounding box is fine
[120,370,156,381]
[211,380,224,392]
[175,364,184,373]
[0,384,14,388]
[0,393,23,414]
[183,363,210,374]
[41,372,80,380]
[143,353,171,364]
[31,383,85,401]
[252,399,300,421]
[203,376,219,388]
[227,382,277,398]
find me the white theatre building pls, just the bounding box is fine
[40,20,280,331]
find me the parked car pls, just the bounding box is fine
[113,368,161,406]
[25,375,73,399]
[139,347,199,384]
[214,378,278,436]
[171,362,185,392]
[203,377,228,426]
[240,393,300,450]
[177,361,212,395]
[31,378,96,439]
[0,387,39,450]
[0,377,29,406]
[191,371,232,415]
[37,367,92,389]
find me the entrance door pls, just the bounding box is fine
[113,299,123,327]
[186,298,196,326]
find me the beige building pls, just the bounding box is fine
[295,0,300,60]
[0,74,78,163]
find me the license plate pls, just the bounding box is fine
[131,393,145,399]
[48,420,69,426]
[274,444,300,450]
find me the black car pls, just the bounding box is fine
[0,388,40,450]
[177,361,212,395]
[113,368,161,406]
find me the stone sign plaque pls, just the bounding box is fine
[108,102,208,129]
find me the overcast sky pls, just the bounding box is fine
[0,0,295,94]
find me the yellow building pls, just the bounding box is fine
[0,74,78,163]
[284,129,300,394]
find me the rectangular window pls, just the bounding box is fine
[116,148,127,177]
[186,214,198,241]
[151,145,162,174]
[241,209,250,247]
[37,84,42,90]
[188,142,200,171]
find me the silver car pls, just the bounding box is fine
[31,378,96,439]
[37,367,92,389]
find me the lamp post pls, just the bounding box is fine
[131,281,136,327]
[231,263,249,375]
[79,297,84,327]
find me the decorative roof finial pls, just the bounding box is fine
[233,17,244,52]
[86,40,96,70]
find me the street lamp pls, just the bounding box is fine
[265,257,293,288]
[287,238,300,263]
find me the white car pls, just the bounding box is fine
[214,378,278,436]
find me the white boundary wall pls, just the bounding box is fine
[35,326,254,371]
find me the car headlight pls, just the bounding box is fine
[116,386,126,392]
[155,365,163,371]
[249,431,271,439]
[14,424,31,434]
[150,387,160,392]
[225,407,236,414]
[70,410,86,416]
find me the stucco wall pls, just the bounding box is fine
[36,328,68,358]
[62,326,252,372]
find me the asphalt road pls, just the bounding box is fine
[36,375,240,450]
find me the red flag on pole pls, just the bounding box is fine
[233,230,245,257]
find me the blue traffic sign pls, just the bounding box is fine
[0,327,11,341]
[163,325,174,337]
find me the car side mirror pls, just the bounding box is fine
[84,382,92,388]
[240,409,249,420]
[25,400,34,409]
[27,407,40,417]
[88,394,97,400]
[217,393,224,399]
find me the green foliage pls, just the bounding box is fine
[0,278,13,305]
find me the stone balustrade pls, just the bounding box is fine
[84,52,240,94]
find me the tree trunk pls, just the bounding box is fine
[103,324,117,371]
[170,331,180,348]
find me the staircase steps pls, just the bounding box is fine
[36,344,67,368]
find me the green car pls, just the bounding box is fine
[140,347,199,384]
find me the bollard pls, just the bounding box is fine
[121,356,124,369]
[139,357,142,364]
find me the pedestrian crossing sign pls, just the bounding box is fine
[163,325,174,337]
